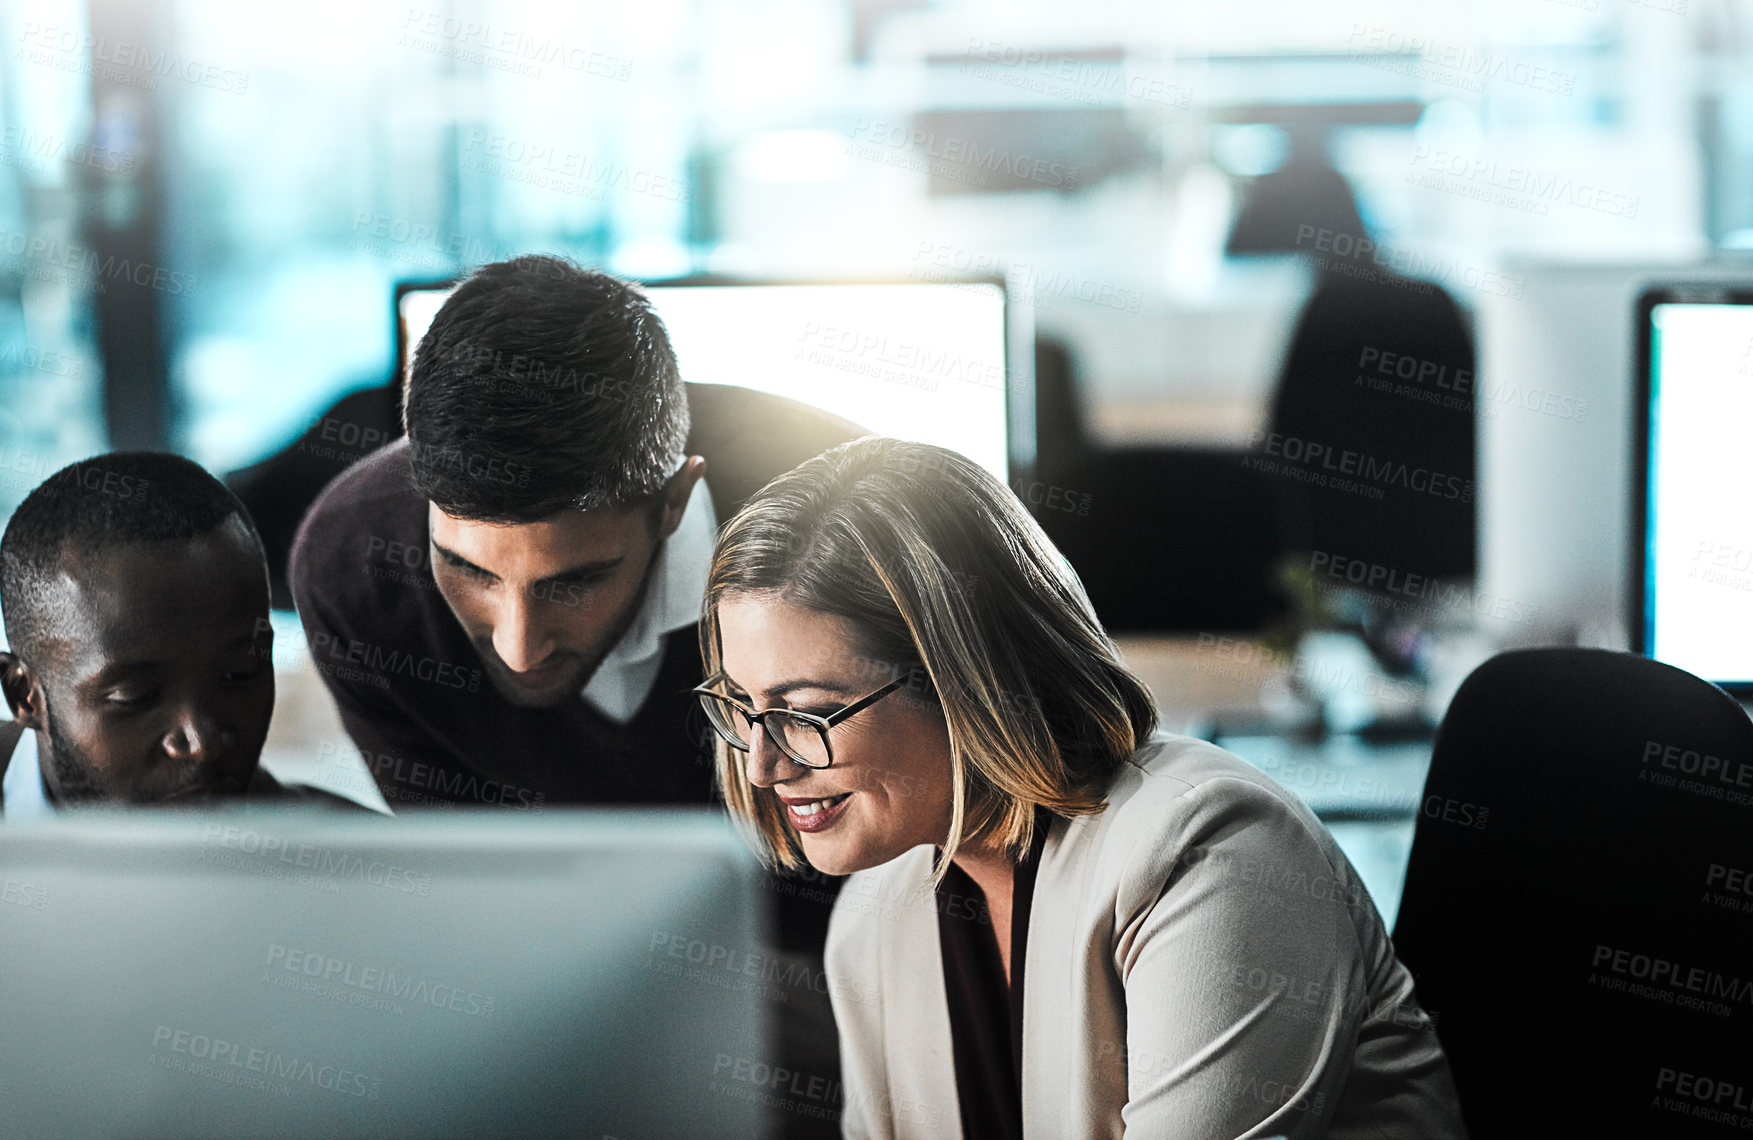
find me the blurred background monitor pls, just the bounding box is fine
[1633,286,1753,689]
[0,809,771,1140]
[396,277,1024,482]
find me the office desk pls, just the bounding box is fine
[268,625,1437,924]
[1213,734,1426,930]
[1113,634,1436,929]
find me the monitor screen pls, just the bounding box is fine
[1636,291,1753,687]
[396,278,1016,482]
[0,809,771,1139]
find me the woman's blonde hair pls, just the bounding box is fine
[702,437,1156,880]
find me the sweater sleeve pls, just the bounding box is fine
[287,455,460,792]
[1111,776,1370,1140]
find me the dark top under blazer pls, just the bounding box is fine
[288,382,863,810]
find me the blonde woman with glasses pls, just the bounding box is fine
[695,437,1465,1140]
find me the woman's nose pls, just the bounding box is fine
[743,721,789,788]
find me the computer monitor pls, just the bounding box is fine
[394,275,1024,481]
[1633,285,1753,689]
[0,809,771,1139]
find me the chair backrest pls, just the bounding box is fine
[1036,447,1290,632]
[1267,271,1476,581]
[1393,648,1753,1137]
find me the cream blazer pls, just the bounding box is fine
[824,734,1466,1139]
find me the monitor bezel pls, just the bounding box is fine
[392,272,1026,482]
[1630,283,1753,693]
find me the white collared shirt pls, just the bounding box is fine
[578,473,717,723]
[1,729,52,820]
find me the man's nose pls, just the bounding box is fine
[162,710,232,763]
[492,590,557,673]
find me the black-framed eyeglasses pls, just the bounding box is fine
[692,670,911,769]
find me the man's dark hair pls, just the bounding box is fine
[404,255,689,523]
[0,452,266,662]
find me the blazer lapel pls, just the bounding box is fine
[1020,816,1080,1138]
[881,847,963,1140]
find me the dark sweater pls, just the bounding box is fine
[289,385,863,1140]
[288,382,863,811]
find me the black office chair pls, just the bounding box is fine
[1030,337,1292,633]
[1265,270,1476,581]
[1228,146,1477,583]
[1393,649,1753,1137]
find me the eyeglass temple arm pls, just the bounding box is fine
[823,673,911,726]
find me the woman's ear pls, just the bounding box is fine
[0,652,47,731]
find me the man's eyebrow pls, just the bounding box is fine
[432,544,624,585]
[432,543,498,580]
[81,660,157,687]
[536,556,625,586]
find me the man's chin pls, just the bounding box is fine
[144,776,253,806]
[485,662,593,708]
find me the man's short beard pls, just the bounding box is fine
[39,700,110,805]
[476,560,656,709]
[479,645,603,709]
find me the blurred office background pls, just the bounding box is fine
[3,0,1741,624]
[3,0,1750,901]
